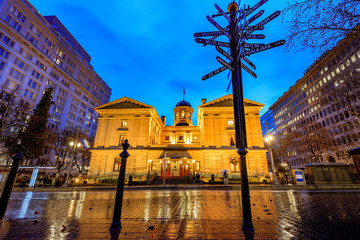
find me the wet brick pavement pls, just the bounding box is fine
[1,189,360,239]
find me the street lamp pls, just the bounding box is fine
[64,130,81,187]
[264,135,278,185]
[147,159,152,184]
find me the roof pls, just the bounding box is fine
[200,94,264,108]
[176,100,192,108]
[159,150,193,159]
[95,97,153,110]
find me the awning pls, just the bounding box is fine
[158,150,192,159]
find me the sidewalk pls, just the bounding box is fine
[1,189,360,239]
[9,183,360,192]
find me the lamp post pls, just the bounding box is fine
[147,159,152,184]
[192,159,196,180]
[64,139,81,187]
[63,129,81,187]
[109,139,130,238]
[264,135,278,185]
[163,150,166,185]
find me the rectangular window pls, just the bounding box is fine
[121,120,127,127]
[228,120,234,126]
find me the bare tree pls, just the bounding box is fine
[48,128,91,176]
[293,125,334,162]
[321,63,360,127]
[283,0,360,51]
[47,129,72,174]
[0,87,29,162]
[272,131,297,169]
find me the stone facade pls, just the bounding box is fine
[89,95,268,181]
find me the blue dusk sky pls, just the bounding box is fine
[32,0,319,126]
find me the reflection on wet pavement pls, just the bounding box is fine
[1,190,360,239]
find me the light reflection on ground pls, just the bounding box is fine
[1,189,360,239]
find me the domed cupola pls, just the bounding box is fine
[175,100,192,108]
[173,93,194,126]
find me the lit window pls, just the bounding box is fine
[228,120,234,126]
[121,120,127,127]
[351,55,356,63]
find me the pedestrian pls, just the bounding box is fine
[223,170,229,186]
[43,174,49,188]
[196,172,201,185]
[21,175,28,188]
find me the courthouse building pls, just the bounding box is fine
[89,95,269,181]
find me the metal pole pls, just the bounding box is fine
[0,153,23,221]
[109,139,130,239]
[268,140,278,184]
[264,121,278,185]
[64,128,80,186]
[229,9,254,231]
[163,151,166,185]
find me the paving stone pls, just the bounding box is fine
[1,189,360,239]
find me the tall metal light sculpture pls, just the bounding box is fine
[194,0,285,231]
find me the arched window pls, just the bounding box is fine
[230,136,235,146]
[230,157,239,172]
[181,111,185,119]
[113,157,121,171]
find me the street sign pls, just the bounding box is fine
[245,11,280,36]
[244,43,265,48]
[243,26,264,31]
[245,10,264,26]
[203,26,229,46]
[207,16,231,39]
[241,62,257,78]
[215,4,231,22]
[194,31,224,37]
[195,38,230,48]
[216,56,234,71]
[216,46,233,61]
[240,40,285,57]
[241,56,256,70]
[202,66,228,81]
[245,34,265,39]
[246,0,269,17]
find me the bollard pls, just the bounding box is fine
[109,140,130,239]
[0,153,24,221]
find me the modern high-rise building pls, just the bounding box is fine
[260,110,276,137]
[268,30,360,169]
[0,0,111,141]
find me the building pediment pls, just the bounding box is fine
[200,94,264,108]
[95,97,152,110]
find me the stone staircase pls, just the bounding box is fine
[151,176,192,185]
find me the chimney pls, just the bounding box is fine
[201,98,207,104]
[161,116,166,125]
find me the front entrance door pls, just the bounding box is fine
[180,162,190,176]
[160,160,190,177]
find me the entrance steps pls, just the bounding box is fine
[151,176,192,185]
